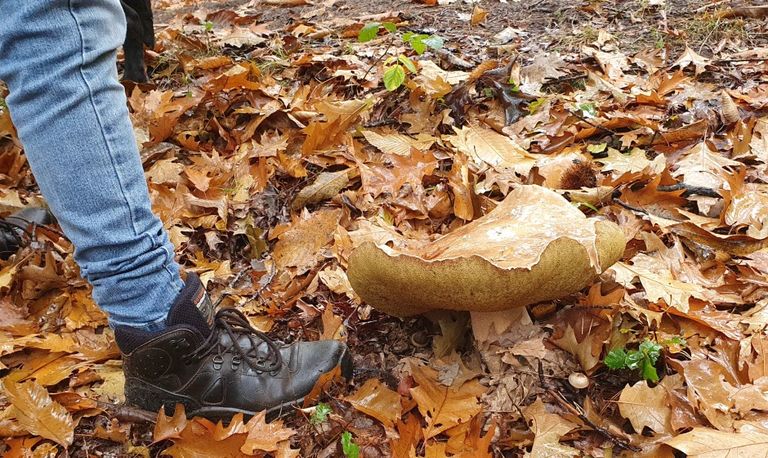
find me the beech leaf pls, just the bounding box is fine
[2,379,75,446]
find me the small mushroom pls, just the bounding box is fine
[569,372,590,389]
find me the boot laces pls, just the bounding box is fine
[185,308,282,372]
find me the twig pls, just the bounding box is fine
[96,401,157,423]
[567,110,619,136]
[547,389,641,453]
[695,0,727,13]
[714,57,768,64]
[361,38,394,82]
[613,198,648,214]
[657,183,721,197]
[542,73,588,87]
[435,48,474,70]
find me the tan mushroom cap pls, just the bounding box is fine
[347,186,626,317]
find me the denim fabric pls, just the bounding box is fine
[0,0,183,331]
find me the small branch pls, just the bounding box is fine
[97,401,157,424]
[542,73,587,87]
[362,38,394,82]
[695,0,728,13]
[613,198,648,214]
[547,389,641,453]
[657,183,721,197]
[435,48,474,70]
[714,57,768,65]
[567,110,619,136]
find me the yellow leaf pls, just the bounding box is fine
[240,411,296,454]
[345,378,402,429]
[2,379,75,446]
[362,130,435,156]
[408,363,485,439]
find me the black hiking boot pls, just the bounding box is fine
[114,273,353,420]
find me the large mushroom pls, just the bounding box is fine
[348,185,626,316]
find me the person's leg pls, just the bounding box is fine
[0,0,353,420]
[0,0,182,331]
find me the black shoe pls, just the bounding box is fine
[0,207,56,260]
[114,273,353,420]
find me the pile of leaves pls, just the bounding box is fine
[2,1,768,456]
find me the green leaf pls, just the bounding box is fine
[578,102,598,118]
[574,201,599,212]
[528,97,547,114]
[383,64,406,91]
[398,54,417,73]
[341,431,360,458]
[410,37,427,55]
[624,350,645,370]
[663,335,688,348]
[402,31,416,42]
[358,22,381,42]
[586,142,607,154]
[642,358,660,383]
[508,79,520,92]
[639,340,662,365]
[310,402,332,425]
[604,348,627,370]
[422,35,444,50]
[382,22,398,33]
[204,21,214,32]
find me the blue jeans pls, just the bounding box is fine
[0,0,182,331]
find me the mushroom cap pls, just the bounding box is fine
[347,186,626,316]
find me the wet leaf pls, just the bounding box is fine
[344,378,402,428]
[408,363,485,439]
[240,411,296,454]
[618,380,672,434]
[2,379,75,446]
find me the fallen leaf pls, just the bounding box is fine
[618,380,672,434]
[449,125,536,175]
[408,362,486,439]
[523,398,579,457]
[470,5,487,26]
[153,404,188,443]
[672,46,712,75]
[240,411,296,454]
[345,378,402,428]
[320,303,345,341]
[291,169,352,210]
[2,379,75,446]
[666,425,768,457]
[362,130,435,156]
[272,208,342,275]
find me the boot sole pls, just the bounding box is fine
[125,345,353,422]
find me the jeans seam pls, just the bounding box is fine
[66,0,140,237]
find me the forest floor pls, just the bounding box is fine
[2,0,768,457]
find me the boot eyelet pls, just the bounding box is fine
[213,355,224,370]
[231,356,241,369]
